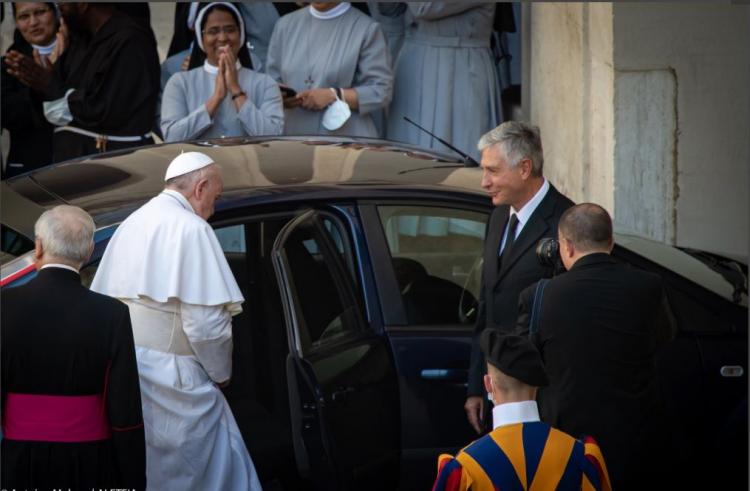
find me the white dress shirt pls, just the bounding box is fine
[499,178,550,253]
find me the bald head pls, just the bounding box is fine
[34,205,95,268]
[558,203,613,253]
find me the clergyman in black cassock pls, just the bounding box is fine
[1,206,146,490]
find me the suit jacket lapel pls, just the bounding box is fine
[495,186,559,284]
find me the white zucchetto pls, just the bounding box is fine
[164,152,215,181]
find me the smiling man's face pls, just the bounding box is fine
[480,144,526,208]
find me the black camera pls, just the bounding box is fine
[535,238,559,267]
[536,237,565,274]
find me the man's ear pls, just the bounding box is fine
[518,158,533,179]
[84,241,94,265]
[194,178,208,199]
[34,238,44,263]
[483,374,494,395]
[563,237,575,258]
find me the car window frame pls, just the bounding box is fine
[271,209,372,357]
[358,199,492,332]
[211,205,376,358]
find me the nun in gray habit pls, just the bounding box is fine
[265,2,393,138]
[160,2,284,142]
[387,3,502,161]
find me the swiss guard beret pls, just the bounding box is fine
[480,329,549,387]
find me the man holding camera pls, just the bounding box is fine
[517,203,676,489]
[465,121,573,434]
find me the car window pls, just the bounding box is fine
[377,205,488,326]
[280,214,366,354]
[215,224,247,253]
[1,224,35,265]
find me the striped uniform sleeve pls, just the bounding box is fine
[581,436,612,491]
[433,454,470,491]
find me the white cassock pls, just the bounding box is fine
[91,189,262,491]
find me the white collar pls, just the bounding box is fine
[492,400,541,429]
[511,178,549,228]
[162,189,197,214]
[203,59,242,74]
[40,263,80,273]
[309,2,351,20]
[32,38,57,56]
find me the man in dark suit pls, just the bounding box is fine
[1,205,146,490]
[517,203,676,490]
[465,121,574,434]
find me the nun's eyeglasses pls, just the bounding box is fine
[16,7,52,23]
[203,25,239,37]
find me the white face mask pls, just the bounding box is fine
[322,89,351,131]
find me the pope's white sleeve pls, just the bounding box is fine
[180,302,233,384]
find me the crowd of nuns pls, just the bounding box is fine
[1,2,521,179]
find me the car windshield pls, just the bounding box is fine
[615,233,748,306]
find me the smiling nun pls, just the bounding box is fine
[160,2,284,142]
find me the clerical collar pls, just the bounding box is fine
[492,400,540,429]
[32,38,57,56]
[203,59,242,75]
[309,2,350,20]
[162,189,197,214]
[40,263,79,273]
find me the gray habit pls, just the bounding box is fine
[367,2,407,137]
[238,2,279,71]
[386,3,502,160]
[266,7,393,138]
[161,65,284,142]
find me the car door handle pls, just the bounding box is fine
[420,369,468,382]
[720,366,744,377]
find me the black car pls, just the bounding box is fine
[2,137,747,490]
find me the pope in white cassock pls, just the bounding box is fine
[91,152,262,490]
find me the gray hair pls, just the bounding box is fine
[477,121,544,176]
[165,164,216,192]
[34,205,95,265]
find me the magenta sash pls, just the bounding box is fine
[3,393,111,442]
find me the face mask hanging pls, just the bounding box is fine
[322,88,351,131]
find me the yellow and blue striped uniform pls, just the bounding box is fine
[432,422,611,491]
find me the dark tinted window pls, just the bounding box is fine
[1,224,35,264]
[377,205,488,325]
[280,214,366,354]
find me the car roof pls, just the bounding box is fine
[3,137,484,228]
[2,137,745,306]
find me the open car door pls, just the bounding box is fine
[272,209,400,490]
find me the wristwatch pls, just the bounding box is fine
[231,91,246,100]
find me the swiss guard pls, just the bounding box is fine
[432,330,612,491]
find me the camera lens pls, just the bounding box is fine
[535,238,559,268]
